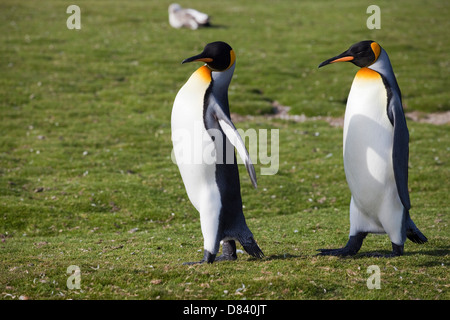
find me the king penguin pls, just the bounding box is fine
[317,40,427,256]
[171,41,264,264]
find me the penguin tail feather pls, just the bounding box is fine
[242,238,264,259]
[406,218,428,244]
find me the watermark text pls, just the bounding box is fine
[172,124,279,175]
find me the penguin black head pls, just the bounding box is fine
[318,40,382,68]
[182,41,236,71]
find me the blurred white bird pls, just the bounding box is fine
[168,3,210,30]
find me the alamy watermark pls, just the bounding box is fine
[172,124,279,175]
[367,5,381,29]
[66,265,81,290]
[66,5,81,30]
[366,265,381,289]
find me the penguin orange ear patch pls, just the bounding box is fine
[371,42,381,61]
[227,50,236,70]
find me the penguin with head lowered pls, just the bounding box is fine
[318,41,427,256]
[171,41,264,264]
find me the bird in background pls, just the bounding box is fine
[168,3,210,30]
[171,41,264,264]
[317,40,427,256]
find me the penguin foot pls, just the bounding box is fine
[183,250,216,265]
[214,255,237,262]
[317,247,357,256]
[390,242,404,257]
[317,232,367,257]
[215,240,238,262]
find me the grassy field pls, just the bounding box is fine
[0,0,449,301]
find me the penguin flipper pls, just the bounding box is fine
[388,88,428,245]
[385,77,428,245]
[406,217,428,244]
[210,97,258,188]
[241,238,265,259]
[388,91,411,210]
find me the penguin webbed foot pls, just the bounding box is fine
[317,247,357,257]
[390,242,404,257]
[183,250,216,265]
[183,239,264,265]
[317,232,367,257]
[318,237,405,258]
[215,240,238,262]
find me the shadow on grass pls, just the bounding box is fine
[201,24,228,29]
[312,246,449,259]
[263,253,307,261]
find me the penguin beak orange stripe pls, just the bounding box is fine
[319,52,354,68]
[182,54,213,64]
[330,56,354,63]
[195,58,213,63]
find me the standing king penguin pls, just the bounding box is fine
[171,41,264,264]
[318,40,427,256]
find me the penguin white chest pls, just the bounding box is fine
[343,68,395,212]
[171,66,220,211]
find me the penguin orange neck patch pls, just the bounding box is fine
[194,65,212,82]
[356,67,381,80]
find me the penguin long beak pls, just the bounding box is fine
[182,53,213,64]
[318,51,354,68]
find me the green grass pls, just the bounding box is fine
[0,0,449,300]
